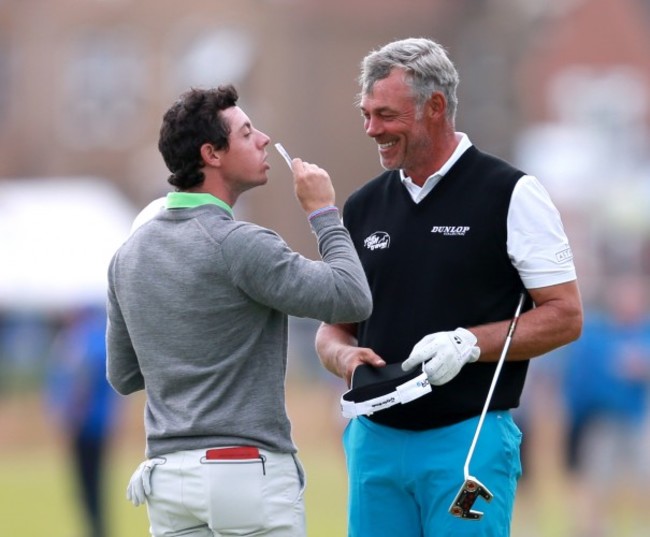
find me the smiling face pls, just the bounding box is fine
[218,106,271,193]
[360,69,440,183]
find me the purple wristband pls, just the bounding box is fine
[308,205,338,221]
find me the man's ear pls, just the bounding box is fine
[200,143,221,167]
[426,92,447,119]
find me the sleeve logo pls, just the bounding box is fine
[555,247,573,263]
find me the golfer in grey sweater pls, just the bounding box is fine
[106,85,372,537]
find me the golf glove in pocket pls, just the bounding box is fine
[402,327,480,386]
[126,457,166,506]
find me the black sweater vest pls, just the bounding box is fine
[344,146,532,430]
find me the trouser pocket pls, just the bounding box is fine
[201,447,267,534]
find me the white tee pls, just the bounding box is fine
[130,196,167,234]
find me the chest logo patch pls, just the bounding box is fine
[431,226,470,236]
[364,231,391,250]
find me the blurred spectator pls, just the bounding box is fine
[562,275,650,537]
[0,309,57,393]
[45,305,121,537]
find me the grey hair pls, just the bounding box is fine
[358,37,459,122]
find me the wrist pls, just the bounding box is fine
[308,205,338,221]
[454,327,480,363]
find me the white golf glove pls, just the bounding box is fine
[402,327,480,386]
[126,457,166,507]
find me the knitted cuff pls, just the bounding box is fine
[308,205,339,222]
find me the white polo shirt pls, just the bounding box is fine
[400,133,577,290]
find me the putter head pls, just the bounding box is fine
[448,476,493,520]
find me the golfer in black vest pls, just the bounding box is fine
[316,37,583,537]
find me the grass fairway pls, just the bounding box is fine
[0,443,348,537]
[8,380,643,537]
[0,449,149,537]
[0,383,349,537]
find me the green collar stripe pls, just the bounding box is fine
[166,192,233,215]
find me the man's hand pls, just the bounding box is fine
[126,457,166,507]
[316,323,385,386]
[336,347,385,387]
[291,159,336,214]
[401,328,480,385]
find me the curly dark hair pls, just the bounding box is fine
[158,85,239,190]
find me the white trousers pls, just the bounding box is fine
[145,447,306,537]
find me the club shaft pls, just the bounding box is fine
[463,292,526,478]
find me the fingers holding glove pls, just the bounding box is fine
[126,457,166,507]
[402,327,480,386]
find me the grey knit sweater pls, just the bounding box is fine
[106,195,372,457]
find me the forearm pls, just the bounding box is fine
[315,322,357,378]
[106,357,144,395]
[310,210,373,322]
[471,281,583,362]
[226,214,372,324]
[105,311,144,394]
[315,321,386,386]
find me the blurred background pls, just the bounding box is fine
[1,0,649,536]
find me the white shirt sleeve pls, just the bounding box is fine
[507,175,577,289]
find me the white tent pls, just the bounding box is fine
[0,177,137,312]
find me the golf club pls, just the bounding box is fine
[449,291,526,520]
